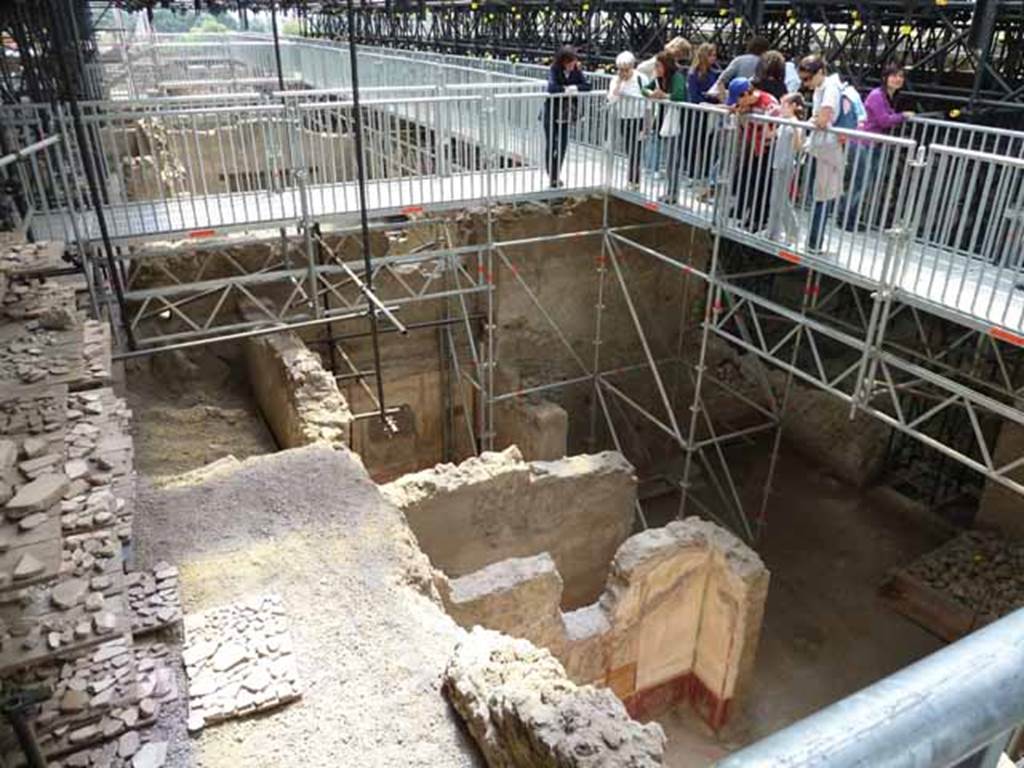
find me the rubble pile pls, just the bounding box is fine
[902,530,1024,623]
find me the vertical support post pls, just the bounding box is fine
[678,117,736,520]
[857,146,928,416]
[482,91,497,452]
[968,0,999,111]
[755,269,818,540]
[271,3,286,91]
[346,0,389,423]
[677,242,720,521]
[283,96,319,323]
[45,0,135,350]
[313,225,338,374]
[589,107,616,451]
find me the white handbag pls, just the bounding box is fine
[659,104,681,138]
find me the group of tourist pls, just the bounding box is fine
[544,36,915,253]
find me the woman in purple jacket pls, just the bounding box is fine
[841,65,915,230]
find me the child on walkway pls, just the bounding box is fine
[766,93,805,245]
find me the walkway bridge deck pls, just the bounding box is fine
[18,85,1024,342]
[4,33,1024,530]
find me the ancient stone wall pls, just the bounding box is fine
[163,124,357,196]
[381,446,637,609]
[242,329,352,449]
[433,518,769,730]
[444,627,667,767]
[769,371,891,488]
[976,420,1024,540]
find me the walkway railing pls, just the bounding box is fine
[0,126,89,247]
[9,36,1024,341]
[717,606,1024,768]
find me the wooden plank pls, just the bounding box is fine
[879,570,977,642]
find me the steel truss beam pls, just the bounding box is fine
[304,0,1024,114]
[712,271,1024,497]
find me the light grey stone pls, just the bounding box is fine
[51,578,88,610]
[241,666,271,693]
[139,698,158,719]
[101,717,123,738]
[18,511,48,531]
[13,552,45,580]
[93,611,117,634]
[0,440,16,470]
[181,638,218,668]
[65,459,89,481]
[186,711,205,734]
[118,730,140,758]
[21,437,48,460]
[132,741,168,768]
[211,642,247,672]
[5,473,69,518]
[85,592,105,612]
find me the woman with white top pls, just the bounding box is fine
[607,51,646,189]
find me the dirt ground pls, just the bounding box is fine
[131,446,482,768]
[123,345,277,480]
[121,343,953,767]
[649,440,950,767]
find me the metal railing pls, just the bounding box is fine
[0,127,90,247]
[14,87,1024,338]
[122,33,539,97]
[904,143,1024,333]
[10,35,1024,341]
[717,606,1024,768]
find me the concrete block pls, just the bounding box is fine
[494,397,568,461]
[441,553,567,652]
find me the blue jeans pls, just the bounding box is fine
[644,134,663,173]
[840,144,880,230]
[809,200,834,250]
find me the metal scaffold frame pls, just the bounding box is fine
[303,0,1024,115]
[3,30,1024,540]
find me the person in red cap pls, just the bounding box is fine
[727,77,779,232]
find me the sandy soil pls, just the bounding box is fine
[123,345,277,480]
[132,445,482,768]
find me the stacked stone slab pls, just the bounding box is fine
[0,236,177,767]
[181,593,301,731]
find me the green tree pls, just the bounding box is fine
[150,9,191,33]
[194,16,229,34]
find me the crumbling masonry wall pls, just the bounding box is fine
[444,627,667,767]
[434,517,769,730]
[381,446,637,610]
[243,329,353,448]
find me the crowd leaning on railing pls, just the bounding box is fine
[542,36,917,256]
